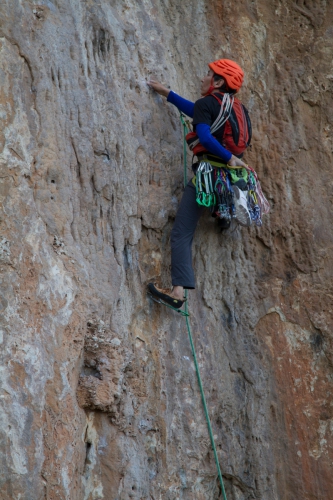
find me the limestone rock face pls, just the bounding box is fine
[0,1,332,499]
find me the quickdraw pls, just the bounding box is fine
[195,161,216,207]
[194,159,269,227]
[214,168,234,221]
[247,172,262,226]
[246,166,270,215]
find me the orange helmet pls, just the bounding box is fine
[208,59,244,92]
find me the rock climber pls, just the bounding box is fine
[147,59,251,309]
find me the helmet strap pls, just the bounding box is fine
[204,76,216,96]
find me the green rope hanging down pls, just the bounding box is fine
[178,111,228,500]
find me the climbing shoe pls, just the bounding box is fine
[232,185,252,227]
[147,283,185,309]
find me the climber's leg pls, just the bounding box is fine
[171,179,204,289]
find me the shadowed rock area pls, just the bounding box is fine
[0,1,332,499]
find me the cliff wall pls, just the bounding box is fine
[0,1,332,499]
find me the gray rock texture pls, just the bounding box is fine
[0,0,333,499]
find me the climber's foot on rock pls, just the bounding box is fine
[148,283,185,309]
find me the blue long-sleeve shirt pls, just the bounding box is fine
[167,90,232,163]
[167,90,194,117]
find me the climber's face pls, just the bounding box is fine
[200,69,224,96]
[200,70,214,95]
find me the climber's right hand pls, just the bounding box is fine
[228,155,247,168]
[147,79,170,98]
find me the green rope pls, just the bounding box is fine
[179,111,228,500]
[184,306,228,500]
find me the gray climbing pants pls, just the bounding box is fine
[171,179,204,289]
